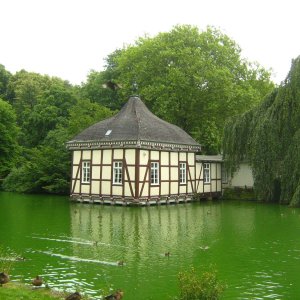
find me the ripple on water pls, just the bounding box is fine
[238,270,285,299]
[39,250,119,266]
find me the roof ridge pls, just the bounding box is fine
[133,97,141,142]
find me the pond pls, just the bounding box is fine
[1,192,300,299]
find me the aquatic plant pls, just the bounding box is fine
[0,246,17,274]
[176,267,225,300]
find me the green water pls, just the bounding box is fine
[1,192,300,299]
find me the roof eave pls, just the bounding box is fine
[66,139,201,152]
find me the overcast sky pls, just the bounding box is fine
[1,0,299,85]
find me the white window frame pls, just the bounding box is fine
[150,162,159,185]
[113,161,123,185]
[179,162,187,184]
[203,163,211,184]
[82,161,91,183]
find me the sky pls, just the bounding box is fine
[0,0,299,85]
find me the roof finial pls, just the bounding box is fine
[132,80,139,96]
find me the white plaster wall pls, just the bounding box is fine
[151,151,159,160]
[81,185,90,194]
[92,150,101,164]
[112,185,122,196]
[161,167,169,180]
[150,186,159,196]
[171,182,178,194]
[73,180,80,193]
[91,181,100,194]
[188,153,194,165]
[73,151,81,164]
[114,149,123,159]
[102,166,111,180]
[82,150,91,160]
[161,151,169,164]
[102,149,112,162]
[179,152,186,161]
[92,166,100,180]
[127,166,135,182]
[101,181,110,194]
[141,183,149,197]
[125,149,136,164]
[140,150,149,165]
[230,163,254,188]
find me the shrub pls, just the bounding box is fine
[177,267,225,300]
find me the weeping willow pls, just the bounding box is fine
[223,56,300,206]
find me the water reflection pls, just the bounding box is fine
[2,192,300,299]
[69,203,223,262]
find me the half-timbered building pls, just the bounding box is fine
[66,96,223,205]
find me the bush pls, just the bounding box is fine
[177,267,225,300]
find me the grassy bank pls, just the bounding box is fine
[0,282,76,300]
[222,187,256,201]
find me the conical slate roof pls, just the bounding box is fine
[67,96,201,151]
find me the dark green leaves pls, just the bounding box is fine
[223,56,300,205]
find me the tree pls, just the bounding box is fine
[3,98,114,194]
[3,127,71,194]
[68,98,115,137]
[7,71,78,147]
[223,56,300,206]
[80,49,124,110]
[97,25,274,153]
[0,99,19,178]
[0,65,12,101]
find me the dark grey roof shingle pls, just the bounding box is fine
[68,96,200,147]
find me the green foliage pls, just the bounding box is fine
[0,246,17,274]
[0,99,19,178]
[176,267,225,300]
[68,98,115,136]
[222,187,255,201]
[223,56,300,205]
[0,64,12,101]
[2,97,113,194]
[7,71,77,147]
[96,25,273,153]
[3,128,71,194]
[0,25,274,193]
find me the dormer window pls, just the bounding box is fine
[105,129,112,136]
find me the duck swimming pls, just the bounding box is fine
[65,291,81,300]
[104,289,124,300]
[0,272,9,285]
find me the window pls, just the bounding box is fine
[179,162,187,184]
[203,163,210,184]
[82,161,91,183]
[113,161,123,184]
[222,165,228,183]
[150,162,159,185]
[105,129,112,136]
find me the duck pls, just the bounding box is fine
[117,260,124,266]
[104,289,124,300]
[199,245,209,250]
[65,291,81,300]
[0,272,9,285]
[16,256,26,261]
[32,275,43,286]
